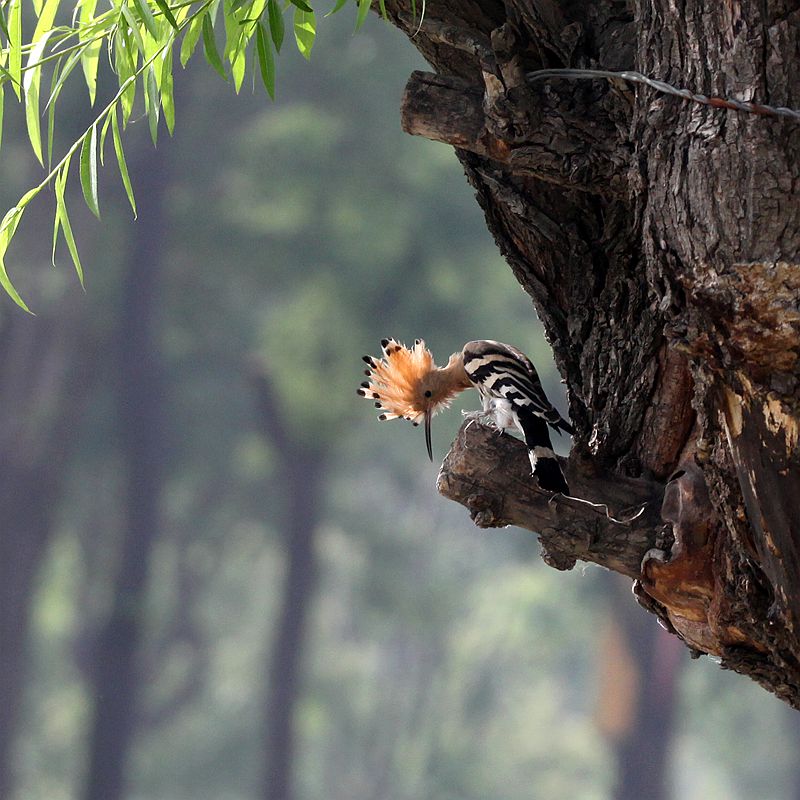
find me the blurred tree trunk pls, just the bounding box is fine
[82,144,169,800]
[0,307,88,798]
[250,368,325,800]
[596,576,682,800]
[385,0,800,704]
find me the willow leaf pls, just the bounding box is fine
[79,125,100,218]
[99,106,113,164]
[0,207,30,312]
[8,0,21,100]
[46,56,62,166]
[153,0,179,30]
[145,63,159,143]
[255,21,274,99]
[55,154,84,286]
[120,4,146,58]
[111,105,136,216]
[132,0,159,39]
[161,48,175,134]
[180,12,203,65]
[79,0,100,103]
[202,12,227,80]
[355,0,370,30]
[32,0,59,42]
[23,30,54,166]
[267,0,284,50]
[292,7,314,59]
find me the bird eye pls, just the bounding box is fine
[424,390,432,398]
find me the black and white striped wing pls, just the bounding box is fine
[461,340,573,435]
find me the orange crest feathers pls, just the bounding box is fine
[357,338,437,425]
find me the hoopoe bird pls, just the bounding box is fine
[358,338,573,494]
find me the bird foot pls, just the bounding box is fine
[461,409,502,433]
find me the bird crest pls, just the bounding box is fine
[357,338,471,458]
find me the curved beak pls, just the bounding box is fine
[424,408,433,461]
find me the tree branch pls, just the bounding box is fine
[437,421,663,579]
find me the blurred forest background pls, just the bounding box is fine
[1,8,799,800]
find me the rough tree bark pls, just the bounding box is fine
[382,0,800,704]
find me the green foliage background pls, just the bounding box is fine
[1,4,798,800]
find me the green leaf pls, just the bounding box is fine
[111,106,136,216]
[223,0,238,62]
[145,63,159,143]
[153,0,179,30]
[180,13,203,66]
[355,0,370,30]
[23,30,53,166]
[52,178,62,265]
[80,15,101,105]
[377,0,387,19]
[79,125,100,218]
[46,56,61,165]
[8,0,21,100]
[202,12,228,81]
[55,154,84,286]
[131,0,160,39]
[326,0,347,16]
[161,47,175,134]
[0,206,31,312]
[288,0,313,12]
[120,4,146,58]
[255,21,274,99]
[231,38,247,92]
[114,29,137,124]
[32,0,59,42]
[0,182,44,312]
[292,7,314,59]
[99,107,113,165]
[267,0,284,51]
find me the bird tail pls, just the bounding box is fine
[517,412,570,494]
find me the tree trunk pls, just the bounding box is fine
[0,301,89,799]
[249,368,325,800]
[595,576,682,800]
[82,144,168,800]
[383,0,800,704]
